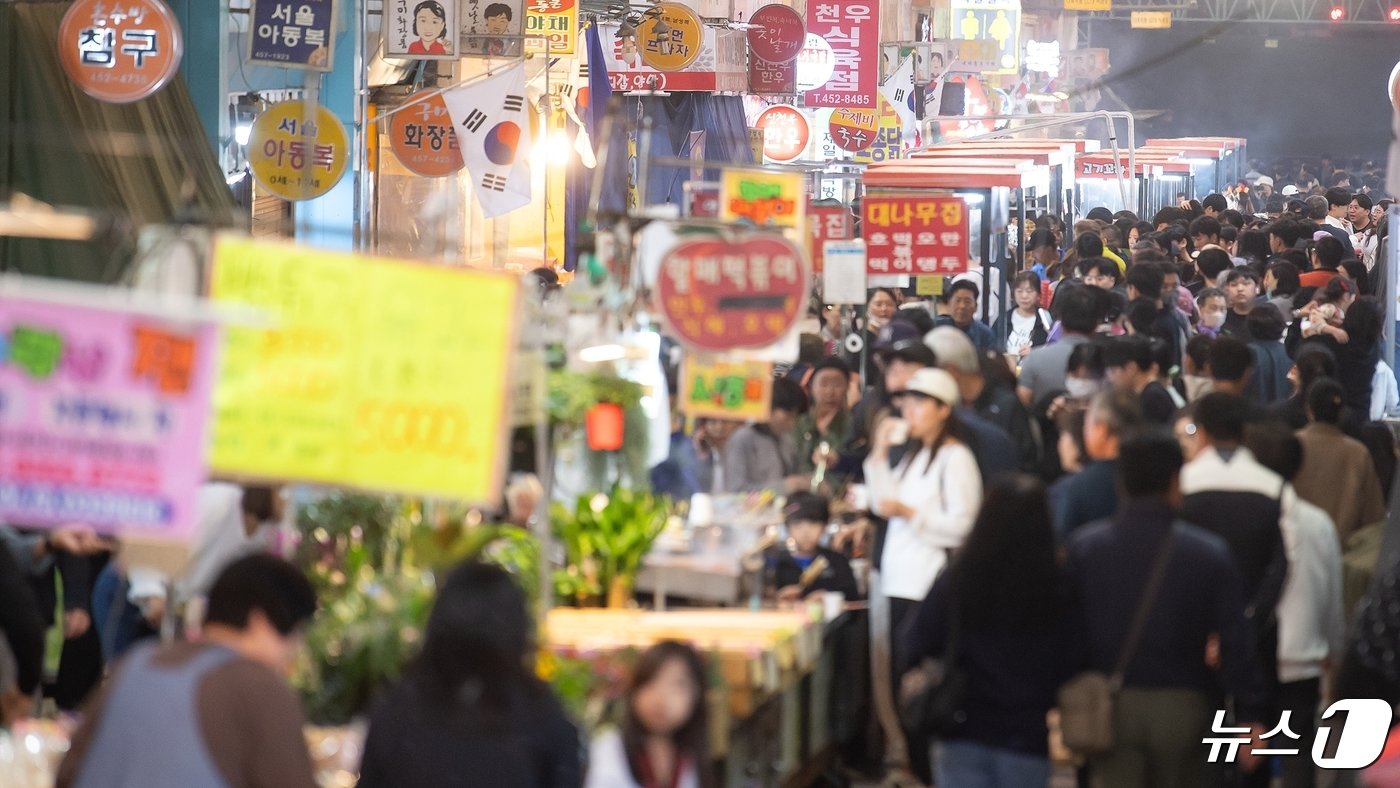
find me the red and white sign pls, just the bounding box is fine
[754,105,810,163]
[862,194,969,275]
[750,56,797,94]
[748,4,805,63]
[601,21,746,92]
[829,107,879,152]
[390,93,465,177]
[808,201,852,273]
[804,0,879,108]
[59,0,183,104]
[657,233,810,352]
[795,33,835,91]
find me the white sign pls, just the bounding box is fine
[823,240,867,304]
[796,33,835,91]
[1025,39,1061,77]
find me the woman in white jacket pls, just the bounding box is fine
[862,366,983,782]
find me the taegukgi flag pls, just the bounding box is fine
[442,63,533,218]
[879,53,920,151]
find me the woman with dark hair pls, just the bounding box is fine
[1300,296,1384,416]
[850,288,901,384]
[358,562,580,788]
[1235,229,1271,268]
[900,474,1086,786]
[1340,258,1371,296]
[1273,344,1338,429]
[1264,261,1300,320]
[993,271,1052,357]
[587,641,712,788]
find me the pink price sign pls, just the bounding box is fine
[0,296,217,539]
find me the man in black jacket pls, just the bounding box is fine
[925,326,1039,473]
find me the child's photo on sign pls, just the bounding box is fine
[460,0,522,57]
[385,0,457,59]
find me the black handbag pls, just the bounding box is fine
[899,592,967,737]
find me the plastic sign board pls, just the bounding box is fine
[804,0,880,108]
[248,0,335,70]
[950,0,1021,75]
[59,0,183,103]
[829,107,879,152]
[1064,0,1111,10]
[247,99,349,201]
[680,358,774,422]
[822,240,868,304]
[863,195,970,276]
[209,236,520,505]
[719,170,803,228]
[808,201,853,273]
[638,2,704,71]
[753,105,810,163]
[525,0,578,54]
[747,4,805,63]
[1131,10,1172,27]
[389,93,465,177]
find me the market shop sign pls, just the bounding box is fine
[248,0,335,70]
[795,33,835,91]
[1130,10,1172,27]
[600,21,745,92]
[803,0,880,109]
[389,93,465,177]
[747,4,805,63]
[638,2,704,71]
[58,0,183,104]
[209,236,519,504]
[829,107,879,153]
[862,194,970,276]
[750,56,797,94]
[525,0,578,54]
[753,105,810,163]
[680,358,774,422]
[0,293,217,539]
[719,170,803,228]
[248,99,349,201]
[808,200,852,273]
[1063,0,1111,10]
[657,233,809,352]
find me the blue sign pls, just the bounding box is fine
[248,0,336,71]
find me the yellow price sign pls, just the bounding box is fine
[719,169,803,228]
[638,2,703,71]
[247,100,349,201]
[681,358,774,422]
[916,276,944,296]
[1064,0,1111,10]
[208,236,520,504]
[1131,10,1172,27]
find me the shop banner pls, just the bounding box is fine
[524,0,577,54]
[851,96,905,164]
[389,93,465,177]
[59,0,183,104]
[600,21,745,92]
[747,4,805,63]
[829,108,878,152]
[753,104,809,163]
[638,2,703,71]
[808,200,852,273]
[863,195,969,276]
[750,56,797,94]
[657,233,809,352]
[384,0,457,58]
[461,0,525,57]
[0,295,217,539]
[680,358,773,422]
[803,0,879,109]
[248,0,335,70]
[822,240,867,304]
[719,169,803,228]
[209,236,519,504]
[247,99,350,201]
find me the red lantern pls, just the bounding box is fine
[585,403,625,451]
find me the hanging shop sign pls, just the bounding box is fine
[524,0,577,53]
[747,4,805,63]
[719,169,803,228]
[0,293,217,539]
[950,0,1021,74]
[601,22,745,92]
[1064,0,1111,10]
[209,236,519,504]
[58,0,183,104]
[389,93,465,177]
[657,233,809,352]
[384,0,456,58]
[863,194,970,276]
[638,2,704,71]
[829,107,879,153]
[1024,39,1061,76]
[1079,157,1126,177]
[247,99,350,201]
[1130,10,1172,27]
[681,358,773,422]
[750,56,797,94]
[795,33,835,91]
[753,105,809,163]
[808,200,852,273]
[803,0,880,109]
[1062,48,1110,80]
[822,240,867,304]
[851,95,905,163]
[462,0,525,57]
[248,0,335,70]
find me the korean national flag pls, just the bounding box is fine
[442,63,533,219]
[879,54,920,151]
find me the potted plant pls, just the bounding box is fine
[551,485,671,608]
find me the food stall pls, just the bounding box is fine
[911,139,1096,225]
[1076,152,1162,217]
[1146,136,1247,190]
[1132,153,1197,214]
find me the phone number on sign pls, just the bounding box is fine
[809,92,873,107]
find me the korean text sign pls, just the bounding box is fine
[862,194,969,276]
[249,0,334,69]
[524,0,577,54]
[59,0,183,104]
[808,201,852,273]
[0,295,217,539]
[681,358,774,422]
[389,93,464,177]
[657,233,810,353]
[804,0,880,109]
[209,237,520,504]
[247,100,349,201]
[719,170,803,228]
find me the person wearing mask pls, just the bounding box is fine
[769,493,859,603]
[1264,262,1301,321]
[1067,429,1270,788]
[795,357,854,480]
[1055,389,1143,537]
[58,556,320,788]
[851,288,901,386]
[900,474,1087,787]
[1018,284,1108,409]
[723,378,807,493]
[1294,378,1385,543]
[1220,268,1264,339]
[926,327,1039,473]
[865,367,983,782]
[360,562,580,788]
[935,279,996,354]
[1245,305,1292,405]
[1196,287,1228,339]
[993,271,1052,358]
[1244,424,1344,788]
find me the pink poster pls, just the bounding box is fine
[804,0,879,109]
[0,296,218,539]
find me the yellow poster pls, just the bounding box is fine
[208,236,519,503]
[524,0,578,54]
[681,358,774,422]
[719,169,804,228]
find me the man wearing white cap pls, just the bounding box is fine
[1254,176,1275,202]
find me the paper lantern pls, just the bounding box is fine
[585,403,625,451]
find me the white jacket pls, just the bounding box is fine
[585,729,699,788]
[1276,491,1345,683]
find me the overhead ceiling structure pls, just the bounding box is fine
[1074,0,1400,23]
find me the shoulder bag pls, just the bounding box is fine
[899,585,968,738]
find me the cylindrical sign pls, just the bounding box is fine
[829,108,879,152]
[58,0,183,104]
[657,233,810,352]
[748,4,805,63]
[638,3,703,71]
[795,34,835,91]
[390,94,465,177]
[248,100,349,201]
[754,105,810,163]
